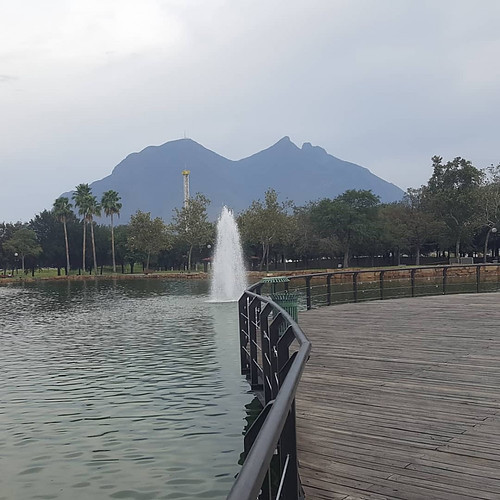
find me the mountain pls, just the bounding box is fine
[62,137,404,222]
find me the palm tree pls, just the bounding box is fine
[72,183,92,272]
[87,195,101,273]
[101,190,122,273]
[52,197,73,274]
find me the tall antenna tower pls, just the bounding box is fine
[182,170,190,208]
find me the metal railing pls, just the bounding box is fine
[227,283,311,500]
[229,262,499,499]
[273,263,500,310]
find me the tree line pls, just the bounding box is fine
[0,185,213,276]
[238,157,500,270]
[1,157,499,275]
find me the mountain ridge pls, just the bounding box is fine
[61,137,404,222]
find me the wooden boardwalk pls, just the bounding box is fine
[296,293,500,500]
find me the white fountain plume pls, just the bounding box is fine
[210,206,248,302]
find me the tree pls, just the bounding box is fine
[0,222,23,274]
[378,203,408,266]
[31,210,65,272]
[310,190,380,267]
[87,195,101,273]
[401,188,445,265]
[113,225,129,273]
[127,211,170,270]
[172,193,213,271]
[72,183,92,272]
[73,184,100,273]
[238,188,291,271]
[4,228,42,273]
[101,190,122,273]
[52,197,73,273]
[426,156,484,257]
[92,224,112,273]
[479,164,500,261]
[289,204,320,263]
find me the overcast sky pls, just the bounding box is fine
[1,0,499,222]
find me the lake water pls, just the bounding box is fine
[0,279,254,499]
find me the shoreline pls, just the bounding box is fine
[0,272,210,285]
[0,270,315,286]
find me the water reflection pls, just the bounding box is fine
[0,279,253,499]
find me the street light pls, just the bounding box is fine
[14,252,18,275]
[204,244,212,272]
[492,227,498,263]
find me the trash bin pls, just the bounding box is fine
[270,291,299,324]
[260,276,291,294]
[260,276,299,331]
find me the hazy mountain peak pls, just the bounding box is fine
[301,141,320,150]
[270,136,298,150]
[278,135,291,143]
[161,137,202,147]
[301,141,327,155]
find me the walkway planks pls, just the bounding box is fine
[296,293,500,500]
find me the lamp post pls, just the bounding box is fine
[14,252,18,275]
[203,243,212,273]
[492,227,498,263]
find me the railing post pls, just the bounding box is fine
[326,274,332,306]
[277,327,294,375]
[305,276,312,310]
[269,312,282,395]
[278,401,299,500]
[476,265,481,293]
[239,294,250,375]
[352,272,358,303]
[243,402,273,500]
[443,266,448,295]
[379,270,384,300]
[411,269,416,297]
[260,303,274,404]
[248,298,260,389]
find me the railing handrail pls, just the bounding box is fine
[244,290,310,347]
[281,261,499,280]
[278,262,499,309]
[228,288,311,500]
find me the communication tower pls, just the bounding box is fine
[182,170,190,208]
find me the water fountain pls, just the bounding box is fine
[210,206,248,302]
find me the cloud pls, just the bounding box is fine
[0,0,500,221]
[0,0,185,75]
[0,74,17,83]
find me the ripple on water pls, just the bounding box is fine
[0,280,253,499]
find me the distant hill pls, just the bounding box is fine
[61,137,404,222]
